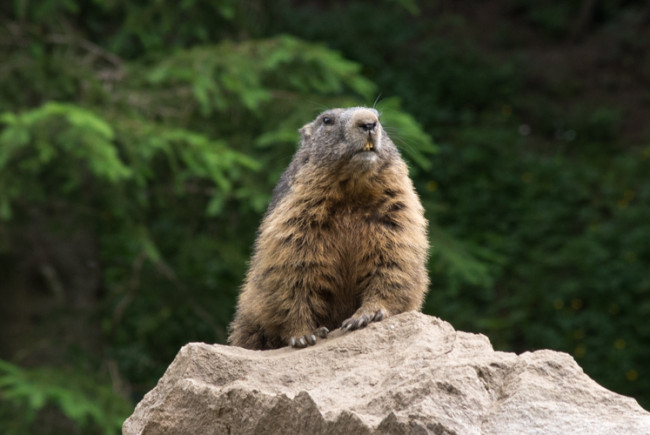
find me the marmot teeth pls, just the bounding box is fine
[363,142,374,151]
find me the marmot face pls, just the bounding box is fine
[299,107,397,174]
[227,107,430,350]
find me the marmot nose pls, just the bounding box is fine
[359,121,377,133]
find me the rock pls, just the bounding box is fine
[123,312,650,435]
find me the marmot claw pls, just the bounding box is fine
[342,308,387,332]
[289,327,329,348]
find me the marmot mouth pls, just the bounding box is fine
[362,141,375,152]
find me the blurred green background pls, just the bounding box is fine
[1,0,649,432]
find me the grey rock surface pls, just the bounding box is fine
[123,312,650,434]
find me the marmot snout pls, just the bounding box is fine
[228,107,429,350]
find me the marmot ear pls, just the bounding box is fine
[299,124,313,141]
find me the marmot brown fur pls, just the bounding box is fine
[228,107,429,349]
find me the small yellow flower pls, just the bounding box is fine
[614,338,626,350]
[626,370,638,381]
[427,181,438,191]
[574,345,586,358]
[553,299,564,310]
[570,298,583,310]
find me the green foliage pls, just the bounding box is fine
[0,101,258,223]
[140,35,375,116]
[507,0,650,39]
[0,360,130,434]
[375,97,438,172]
[427,122,650,404]
[0,103,127,219]
[384,0,420,15]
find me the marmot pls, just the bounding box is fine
[228,107,429,349]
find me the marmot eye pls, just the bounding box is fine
[323,116,333,125]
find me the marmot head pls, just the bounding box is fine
[298,107,400,174]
